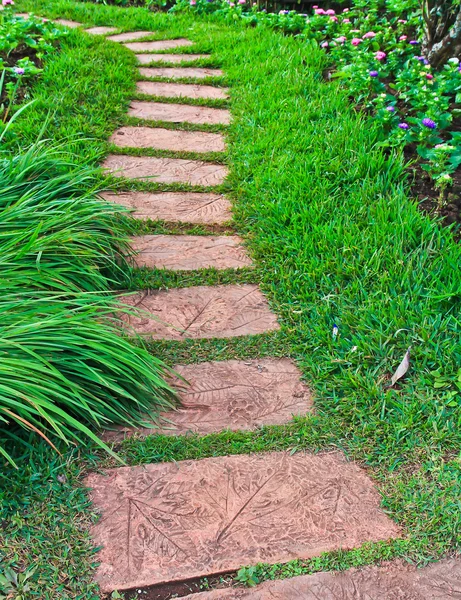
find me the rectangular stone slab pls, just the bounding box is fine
[120,284,279,339]
[53,19,81,28]
[110,127,225,153]
[107,31,155,42]
[139,67,224,79]
[136,81,228,100]
[100,191,232,224]
[125,39,193,52]
[104,358,312,440]
[103,155,228,186]
[131,235,252,270]
[180,558,461,600]
[129,101,230,125]
[136,54,209,65]
[86,451,400,592]
[85,26,118,35]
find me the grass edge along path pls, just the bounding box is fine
[2,1,461,598]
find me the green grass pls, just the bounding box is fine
[3,0,461,596]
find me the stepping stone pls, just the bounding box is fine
[110,127,225,153]
[131,235,252,270]
[129,101,231,125]
[104,358,312,440]
[86,451,400,593]
[139,67,224,79]
[85,26,118,35]
[120,284,279,339]
[180,558,461,599]
[125,38,193,52]
[136,53,209,65]
[103,155,228,186]
[53,19,82,28]
[136,81,228,100]
[100,191,232,224]
[107,31,155,43]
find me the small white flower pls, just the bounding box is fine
[448,57,460,65]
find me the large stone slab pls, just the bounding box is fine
[131,235,252,270]
[136,53,209,65]
[139,67,224,79]
[120,284,279,339]
[125,39,193,52]
[129,101,231,125]
[86,451,400,592]
[101,191,231,224]
[85,26,118,35]
[103,155,228,186]
[137,81,228,100]
[53,19,81,28]
[110,127,225,153]
[180,558,461,600]
[107,31,155,42]
[104,358,312,440]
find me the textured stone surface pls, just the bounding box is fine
[110,127,225,153]
[53,19,81,28]
[84,26,118,35]
[103,155,228,186]
[180,558,461,599]
[129,101,231,125]
[137,81,228,100]
[136,53,209,65]
[125,38,193,52]
[107,31,155,42]
[139,67,224,79]
[86,451,400,592]
[120,284,278,339]
[101,191,232,224]
[104,358,312,440]
[131,235,252,270]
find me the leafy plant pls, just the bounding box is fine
[235,565,260,587]
[0,566,35,600]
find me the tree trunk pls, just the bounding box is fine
[421,1,461,67]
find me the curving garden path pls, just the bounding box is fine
[21,15,461,599]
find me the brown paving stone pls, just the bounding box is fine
[180,558,461,599]
[120,284,279,339]
[136,53,209,65]
[129,101,230,125]
[100,191,232,224]
[86,451,400,592]
[110,127,225,153]
[103,155,228,186]
[104,358,312,440]
[53,19,82,28]
[139,67,224,79]
[84,26,118,35]
[131,235,252,270]
[125,38,193,52]
[136,81,228,100]
[107,31,155,42]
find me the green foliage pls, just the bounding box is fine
[236,565,260,587]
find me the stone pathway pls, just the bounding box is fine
[39,19,411,597]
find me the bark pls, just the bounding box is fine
[421,1,461,67]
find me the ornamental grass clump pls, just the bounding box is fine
[0,142,177,466]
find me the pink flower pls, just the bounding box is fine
[398,19,406,23]
[330,16,338,22]
[321,41,329,48]
[190,0,196,5]
[2,0,14,5]
[363,31,376,39]
[343,7,349,12]
[336,36,347,43]
[375,51,386,60]
[326,9,335,15]
[351,38,362,46]
[343,18,350,23]
[399,35,407,41]
[315,8,326,14]
[426,73,434,80]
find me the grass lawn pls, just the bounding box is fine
[2,0,461,597]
